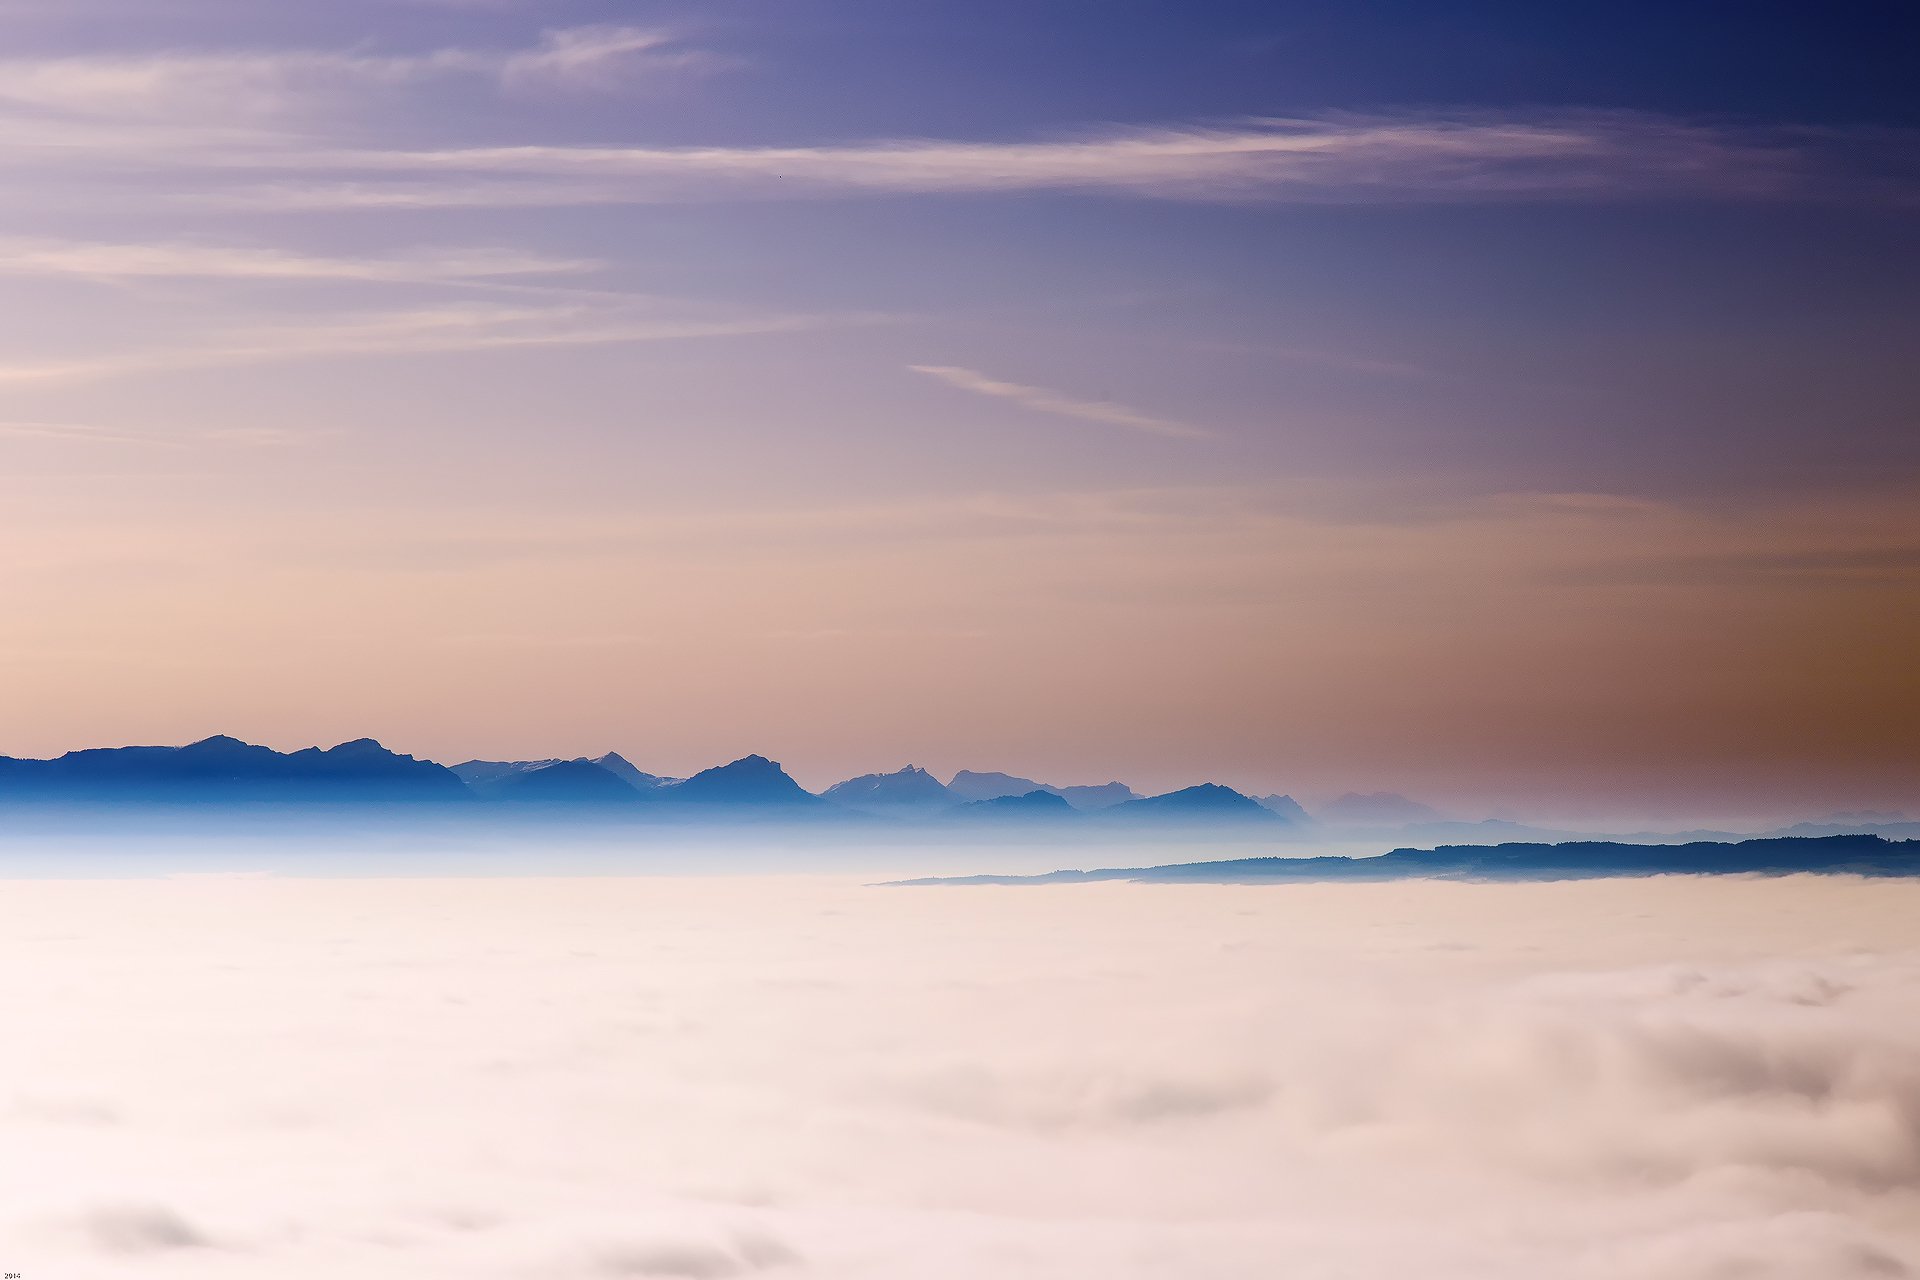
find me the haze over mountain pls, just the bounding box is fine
[960,790,1079,818]
[947,771,1141,811]
[823,766,956,812]
[1256,794,1312,822]
[451,759,565,791]
[1106,783,1279,823]
[946,771,1047,802]
[455,754,672,801]
[473,759,645,804]
[591,753,675,793]
[1055,783,1142,811]
[1319,792,1444,824]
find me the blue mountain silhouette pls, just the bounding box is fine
[592,752,673,792]
[890,835,1920,886]
[945,770,1139,810]
[1257,794,1312,822]
[959,790,1078,817]
[0,735,466,801]
[665,755,822,805]
[823,766,955,811]
[478,759,643,803]
[1107,783,1276,821]
[946,770,1049,801]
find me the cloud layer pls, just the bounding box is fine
[60,114,1915,212]
[284,113,1853,207]
[0,26,1905,211]
[0,871,1915,1278]
[0,25,705,120]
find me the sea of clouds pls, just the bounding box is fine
[0,871,1915,1278]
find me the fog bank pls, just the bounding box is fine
[1,873,1916,1278]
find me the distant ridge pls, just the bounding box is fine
[1320,792,1442,824]
[1257,794,1312,822]
[888,835,1920,886]
[1056,782,1140,811]
[1107,783,1276,822]
[946,770,1047,802]
[944,771,1140,811]
[960,790,1077,817]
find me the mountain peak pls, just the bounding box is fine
[962,789,1077,817]
[1056,782,1140,811]
[592,752,669,791]
[1321,792,1442,824]
[671,755,820,805]
[186,734,254,751]
[1112,783,1274,821]
[823,765,954,811]
[947,769,1052,802]
[1257,793,1312,823]
[482,758,640,803]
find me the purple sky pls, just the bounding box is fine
[0,1,1915,823]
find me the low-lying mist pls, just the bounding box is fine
[1,869,1915,1278]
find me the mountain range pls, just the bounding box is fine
[0,737,1290,825]
[4,737,1903,844]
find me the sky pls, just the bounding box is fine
[0,0,1915,823]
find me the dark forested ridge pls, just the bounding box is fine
[887,835,1920,885]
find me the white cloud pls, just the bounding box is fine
[499,26,717,92]
[0,237,597,283]
[196,112,1871,211]
[0,420,305,449]
[0,300,847,387]
[0,69,1894,212]
[0,873,1916,1279]
[0,25,700,121]
[0,420,180,447]
[909,364,1209,439]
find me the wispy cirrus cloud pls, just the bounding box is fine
[0,420,302,448]
[910,364,1210,439]
[45,111,1907,214]
[0,300,851,387]
[0,420,181,446]
[305,113,1824,202]
[0,237,597,284]
[0,22,1902,217]
[496,25,718,92]
[0,25,706,122]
